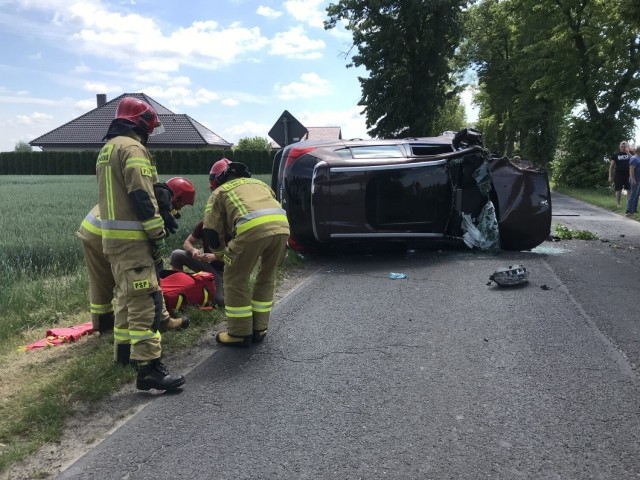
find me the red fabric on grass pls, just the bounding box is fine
[24,322,95,350]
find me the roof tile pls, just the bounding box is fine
[30,93,232,149]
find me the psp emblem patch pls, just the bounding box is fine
[133,280,150,290]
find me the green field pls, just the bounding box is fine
[0,173,284,472]
[0,174,221,344]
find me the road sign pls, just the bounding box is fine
[268,110,308,147]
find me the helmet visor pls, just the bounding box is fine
[150,122,165,136]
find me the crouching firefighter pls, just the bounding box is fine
[203,159,290,346]
[96,96,185,391]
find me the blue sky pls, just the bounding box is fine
[0,0,482,152]
[4,0,635,154]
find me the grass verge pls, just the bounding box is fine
[0,251,305,474]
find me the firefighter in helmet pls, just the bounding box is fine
[203,158,290,346]
[95,96,184,391]
[76,176,196,339]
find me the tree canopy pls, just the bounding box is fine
[325,0,467,138]
[235,136,273,151]
[458,0,638,175]
[327,0,639,186]
[14,140,32,153]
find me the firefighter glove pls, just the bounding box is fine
[154,183,179,235]
[152,238,166,260]
[154,183,173,210]
[161,209,179,235]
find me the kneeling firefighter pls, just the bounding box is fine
[95,96,186,391]
[203,159,290,346]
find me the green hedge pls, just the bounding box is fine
[0,149,277,176]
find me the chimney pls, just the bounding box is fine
[96,94,107,108]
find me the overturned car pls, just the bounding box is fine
[271,128,551,252]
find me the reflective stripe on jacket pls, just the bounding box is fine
[203,178,290,257]
[77,205,102,244]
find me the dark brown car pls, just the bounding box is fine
[271,128,551,252]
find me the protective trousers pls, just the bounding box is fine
[79,236,115,330]
[107,244,163,362]
[223,234,289,337]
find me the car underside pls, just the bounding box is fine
[272,128,551,253]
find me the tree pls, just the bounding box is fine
[14,140,32,152]
[525,0,639,185]
[325,0,467,138]
[462,0,639,179]
[459,0,569,162]
[235,136,273,151]
[431,95,467,135]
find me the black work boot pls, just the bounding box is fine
[252,329,267,344]
[115,343,131,366]
[97,313,115,334]
[135,359,186,391]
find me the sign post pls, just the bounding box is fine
[268,110,307,148]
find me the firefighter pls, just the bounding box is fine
[76,176,196,340]
[203,158,290,346]
[96,96,184,391]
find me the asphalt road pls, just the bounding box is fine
[58,193,640,480]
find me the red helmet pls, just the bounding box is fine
[209,158,232,190]
[115,97,164,136]
[166,177,196,207]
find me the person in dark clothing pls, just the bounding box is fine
[609,141,631,208]
[626,146,640,215]
[169,219,225,307]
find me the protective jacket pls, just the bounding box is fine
[96,133,165,255]
[203,178,289,257]
[76,205,115,330]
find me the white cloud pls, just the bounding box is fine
[284,0,326,29]
[169,76,192,87]
[11,3,271,72]
[135,58,182,73]
[83,81,122,93]
[275,72,330,100]
[75,98,97,111]
[0,94,65,106]
[224,120,271,142]
[298,106,370,140]
[221,98,239,106]
[256,6,282,19]
[269,26,324,59]
[15,112,53,125]
[141,86,219,107]
[73,63,91,74]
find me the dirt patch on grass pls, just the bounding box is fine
[0,262,316,480]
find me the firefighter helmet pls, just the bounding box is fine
[209,159,251,190]
[209,158,232,190]
[166,177,196,207]
[115,97,165,136]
